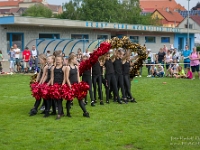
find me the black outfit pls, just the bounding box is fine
[92,61,103,101]
[113,58,126,99]
[157,52,165,67]
[123,61,133,99]
[44,65,56,117]
[82,68,94,103]
[54,66,64,116]
[104,59,121,103]
[66,66,88,116]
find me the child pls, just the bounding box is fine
[65,55,90,117]
[122,54,137,103]
[29,54,47,116]
[174,66,186,79]
[186,67,193,79]
[50,55,66,120]
[0,50,3,73]
[103,52,123,104]
[40,55,56,117]
[81,55,95,106]
[157,64,164,77]
[8,47,15,75]
[92,56,104,105]
[168,59,179,77]
[150,65,157,77]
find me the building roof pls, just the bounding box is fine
[190,15,200,26]
[0,0,43,7]
[140,0,186,11]
[45,4,61,12]
[155,8,184,22]
[142,8,155,13]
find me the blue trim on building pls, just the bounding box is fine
[43,39,56,53]
[62,40,74,52]
[0,16,14,24]
[54,39,66,51]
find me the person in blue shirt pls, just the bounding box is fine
[182,45,192,72]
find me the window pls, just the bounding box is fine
[71,34,89,42]
[39,34,60,39]
[145,37,156,43]
[161,37,170,43]
[7,33,24,51]
[97,35,108,39]
[184,24,193,29]
[130,36,139,43]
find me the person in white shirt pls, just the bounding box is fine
[83,49,90,58]
[157,64,165,77]
[13,44,21,72]
[146,49,154,77]
[31,45,39,74]
[172,48,180,63]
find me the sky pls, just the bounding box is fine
[47,0,200,10]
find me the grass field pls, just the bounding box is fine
[0,71,200,150]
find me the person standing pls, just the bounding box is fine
[13,44,21,73]
[22,47,31,73]
[189,47,200,79]
[31,45,39,74]
[8,47,15,75]
[146,49,154,77]
[182,45,192,73]
[172,48,180,63]
[0,50,3,73]
[156,48,166,66]
[83,49,90,58]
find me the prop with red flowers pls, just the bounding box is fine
[79,42,111,76]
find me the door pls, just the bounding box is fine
[178,37,183,51]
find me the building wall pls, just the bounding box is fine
[151,11,164,20]
[178,18,200,30]
[0,25,183,59]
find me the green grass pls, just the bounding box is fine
[0,72,200,150]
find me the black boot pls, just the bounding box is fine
[83,112,90,118]
[29,108,37,116]
[91,101,95,106]
[43,111,50,118]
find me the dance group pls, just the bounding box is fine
[29,47,137,120]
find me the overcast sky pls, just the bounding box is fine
[47,0,199,10]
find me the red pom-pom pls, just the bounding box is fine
[61,84,75,101]
[40,83,50,100]
[30,82,41,100]
[72,81,90,100]
[49,84,62,100]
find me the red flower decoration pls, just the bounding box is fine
[79,42,111,75]
[72,81,90,100]
[40,83,50,100]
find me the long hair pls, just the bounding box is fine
[68,54,76,64]
[47,55,55,64]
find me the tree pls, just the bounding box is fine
[22,4,52,18]
[57,0,157,25]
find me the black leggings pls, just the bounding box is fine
[56,99,63,115]
[66,100,87,115]
[124,74,133,99]
[34,98,41,110]
[105,73,120,101]
[92,75,103,100]
[82,75,94,102]
[115,74,126,99]
[44,99,56,114]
